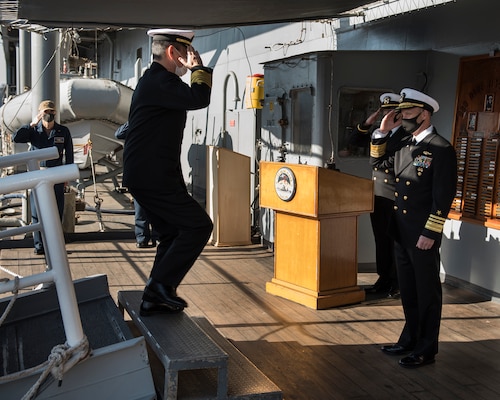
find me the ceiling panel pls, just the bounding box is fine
[8,0,373,29]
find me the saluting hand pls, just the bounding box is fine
[30,111,43,127]
[364,108,381,126]
[179,45,203,69]
[379,109,401,133]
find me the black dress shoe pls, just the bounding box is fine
[143,278,188,309]
[140,300,184,316]
[387,288,400,299]
[136,241,149,248]
[399,354,435,368]
[34,248,45,255]
[366,279,391,294]
[381,344,413,355]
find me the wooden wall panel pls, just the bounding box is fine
[451,54,500,228]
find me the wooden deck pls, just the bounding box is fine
[1,183,500,399]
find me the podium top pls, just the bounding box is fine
[259,162,373,217]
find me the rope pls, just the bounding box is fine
[0,277,90,398]
[0,276,20,327]
[87,139,105,232]
[2,335,91,400]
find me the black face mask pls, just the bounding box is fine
[42,113,55,123]
[401,111,423,134]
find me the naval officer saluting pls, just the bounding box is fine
[356,92,407,298]
[123,28,214,316]
[370,88,457,368]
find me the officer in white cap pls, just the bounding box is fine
[147,28,195,47]
[356,92,401,134]
[398,87,440,114]
[353,93,405,298]
[123,28,214,316]
[371,88,457,368]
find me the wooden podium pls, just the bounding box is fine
[206,146,251,246]
[260,162,373,309]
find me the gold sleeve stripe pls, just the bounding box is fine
[191,69,212,88]
[370,142,387,158]
[357,124,369,133]
[425,214,447,233]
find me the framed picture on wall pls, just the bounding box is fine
[484,94,494,112]
[467,112,477,130]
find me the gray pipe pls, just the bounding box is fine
[31,30,60,119]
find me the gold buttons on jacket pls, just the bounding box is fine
[394,205,398,210]
[395,192,399,197]
[385,169,389,174]
[406,181,411,186]
[384,179,388,183]
[396,178,400,182]
[403,209,407,214]
[403,195,408,200]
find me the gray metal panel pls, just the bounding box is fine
[0,275,134,376]
[10,0,374,29]
[1,337,156,400]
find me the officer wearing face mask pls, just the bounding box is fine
[123,28,214,316]
[353,93,406,298]
[13,100,74,255]
[370,88,457,369]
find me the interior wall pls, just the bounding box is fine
[443,221,500,297]
[329,50,430,264]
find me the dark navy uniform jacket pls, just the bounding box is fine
[123,62,212,190]
[351,122,409,199]
[370,128,457,248]
[13,121,74,167]
[365,126,409,200]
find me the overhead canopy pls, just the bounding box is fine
[1,0,373,29]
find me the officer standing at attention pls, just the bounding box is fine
[123,28,213,316]
[370,88,457,368]
[355,93,407,298]
[13,100,74,255]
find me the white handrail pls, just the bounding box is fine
[0,146,58,170]
[0,149,83,347]
[0,165,77,193]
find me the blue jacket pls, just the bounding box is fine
[13,121,74,168]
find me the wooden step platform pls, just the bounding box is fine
[118,290,282,400]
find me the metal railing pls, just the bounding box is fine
[0,147,83,347]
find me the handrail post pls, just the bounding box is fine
[34,179,84,347]
[0,148,84,347]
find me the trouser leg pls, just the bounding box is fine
[131,186,213,287]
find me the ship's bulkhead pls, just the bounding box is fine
[257,50,432,264]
